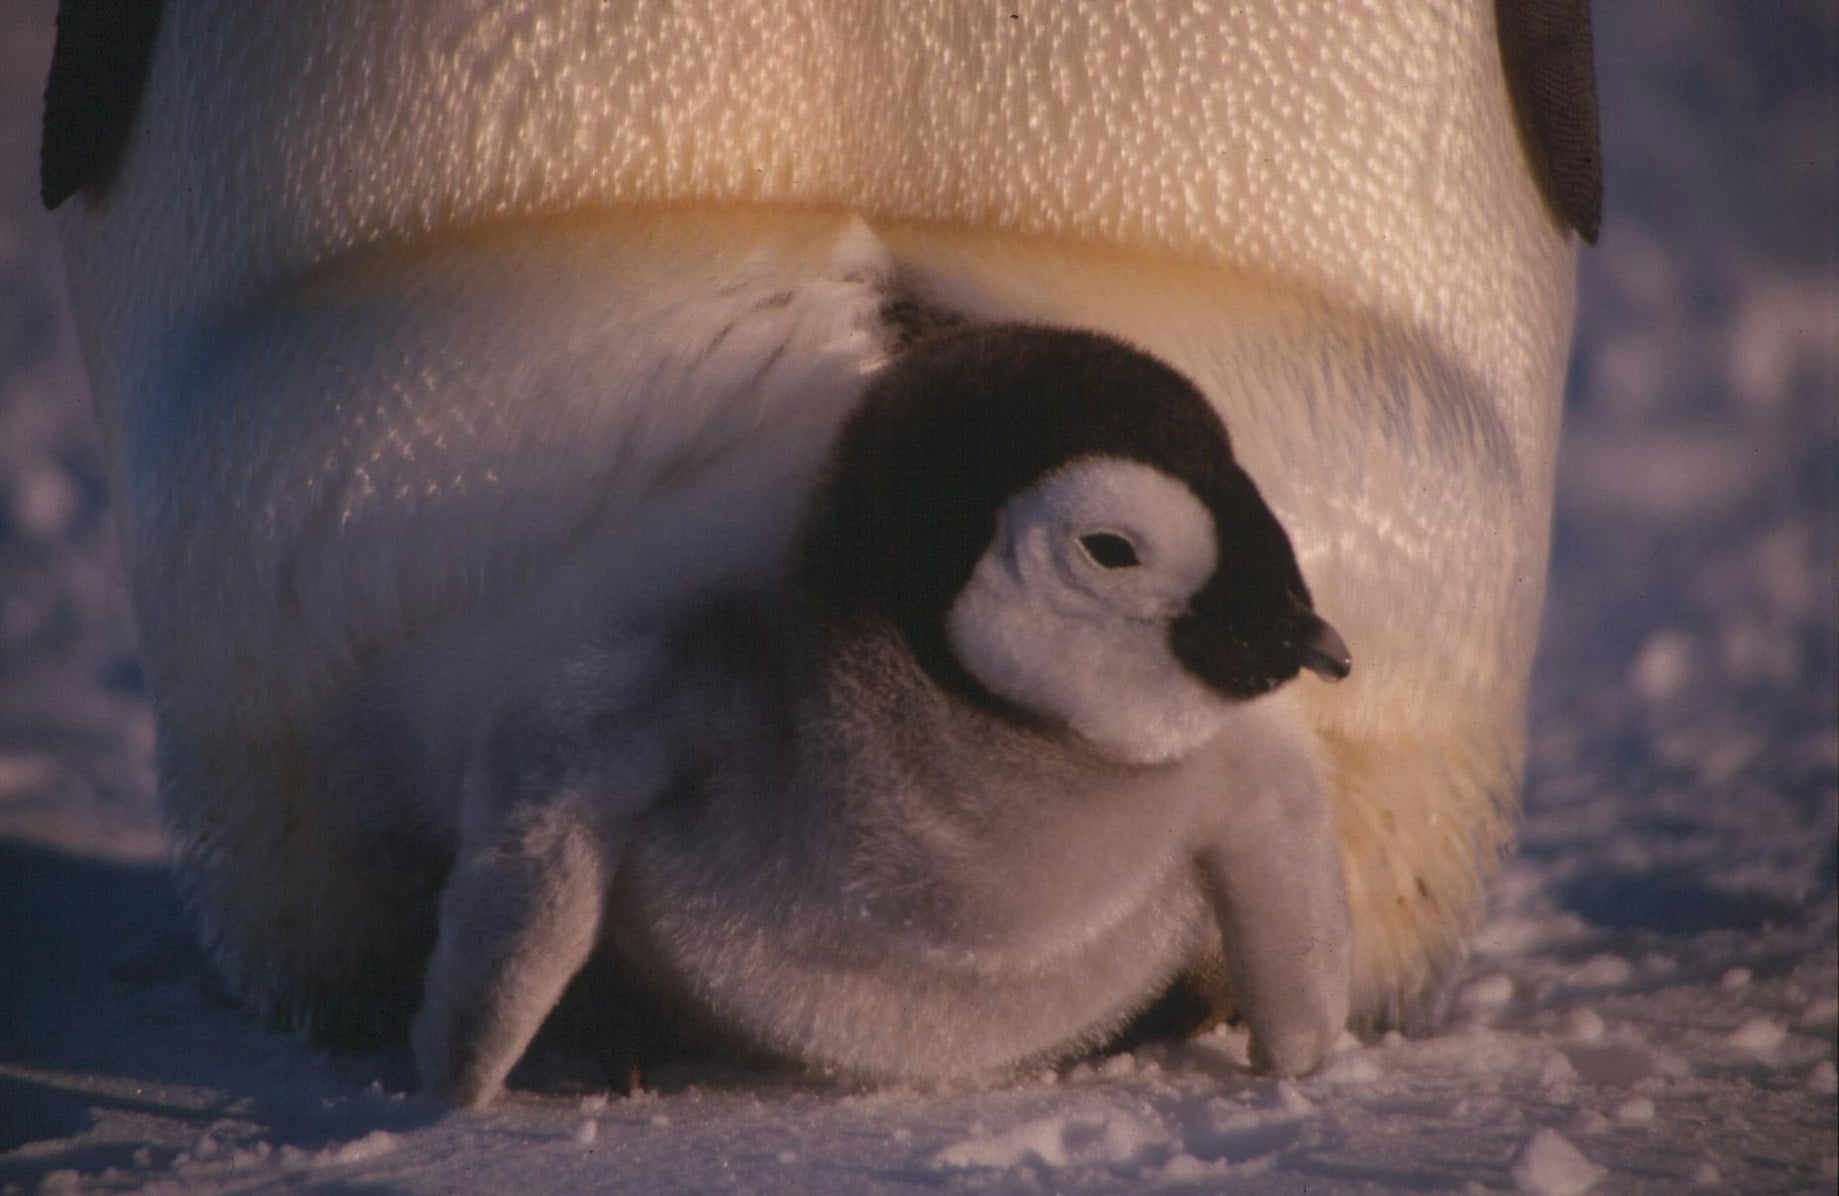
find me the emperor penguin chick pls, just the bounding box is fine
[410,326,1354,1108]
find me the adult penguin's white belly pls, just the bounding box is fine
[52,1,1589,1037]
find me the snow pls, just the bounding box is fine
[2,1,1835,1192]
[1509,1129,1606,1196]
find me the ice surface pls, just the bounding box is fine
[2,1,1835,1193]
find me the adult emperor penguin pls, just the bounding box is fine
[374,324,1355,1107]
[43,1,1599,1052]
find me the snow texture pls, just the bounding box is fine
[2,1,1835,1192]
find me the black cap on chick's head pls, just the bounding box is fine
[796,324,1344,704]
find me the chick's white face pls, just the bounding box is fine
[945,457,1239,765]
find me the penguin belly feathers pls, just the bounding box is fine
[45,1,1597,1075]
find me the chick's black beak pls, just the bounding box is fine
[1296,611,1352,682]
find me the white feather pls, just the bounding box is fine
[947,458,1234,765]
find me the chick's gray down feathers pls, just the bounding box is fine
[376,326,1354,1106]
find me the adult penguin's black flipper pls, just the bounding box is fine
[41,0,167,209]
[1496,0,1602,244]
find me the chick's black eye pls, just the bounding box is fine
[1078,532,1140,569]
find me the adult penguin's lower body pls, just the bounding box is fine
[46,0,1590,1062]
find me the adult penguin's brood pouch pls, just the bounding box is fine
[45,1,1599,1049]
